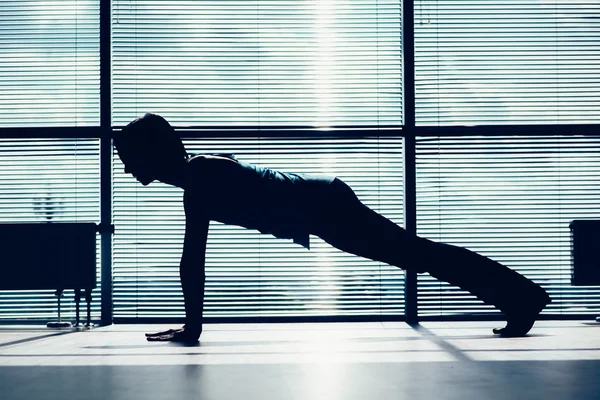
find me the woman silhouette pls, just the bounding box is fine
[114,113,551,342]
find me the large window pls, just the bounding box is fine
[414,1,600,125]
[1,1,599,323]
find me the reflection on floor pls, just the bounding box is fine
[1,321,599,400]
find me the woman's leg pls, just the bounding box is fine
[309,178,428,271]
[310,178,551,336]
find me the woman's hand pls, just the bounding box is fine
[145,326,201,343]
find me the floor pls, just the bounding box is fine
[0,321,599,400]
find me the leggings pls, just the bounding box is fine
[309,177,495,280]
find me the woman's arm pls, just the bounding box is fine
[146,192,209,342]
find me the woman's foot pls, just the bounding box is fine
[492,316,537,337]
[493,295,551,337]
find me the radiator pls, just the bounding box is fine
[0,222,98,326]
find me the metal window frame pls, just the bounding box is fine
[100,0,112,326]
[1,0,600,325]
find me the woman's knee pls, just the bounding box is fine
[400,236,441,273]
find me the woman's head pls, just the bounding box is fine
[114,113,188,185]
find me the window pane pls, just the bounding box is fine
[415,1,600,126]
[112,0,402,127]
[0,1,100,127]
[0,138,101,321]
[417,135,600,317]
[113,137,404,319]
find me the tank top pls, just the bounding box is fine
[189,153,335,249]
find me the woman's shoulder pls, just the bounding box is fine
[187,153,237,167]
[185,153,243,186]
[189,152,237,161]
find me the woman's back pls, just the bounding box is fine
[184,153,335,249]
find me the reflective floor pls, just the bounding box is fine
[1,321,599,400]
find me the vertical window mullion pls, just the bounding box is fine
[403,0,417,322]
[100,0,113,326]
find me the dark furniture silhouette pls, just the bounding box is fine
[570,220,600,322]
[0,222,97,327]
[571,220,600,286]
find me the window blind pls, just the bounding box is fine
[0,138,101,322]
[112,137,404,319]
[111,0,402,127]
[414,0,600,126]
[0,0,100,127]
[416,135,600,317]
